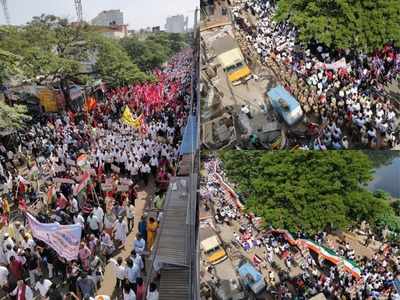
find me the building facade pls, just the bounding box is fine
[165,15,188,33]
[91,9,124,26]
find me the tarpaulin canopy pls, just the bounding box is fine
[394,279,400,294]
[267,85,303,126]
[179,115,198,155]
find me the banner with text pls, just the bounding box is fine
[26,213,82,261]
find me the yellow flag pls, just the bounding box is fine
[121,107,142,128]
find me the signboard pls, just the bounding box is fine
[105,178,113,185]
[55,165,66,173]
[111,164,120,173]
[120,178,132,186]
[27,213,82,261]
[53,178,76,184]
[37,88,58,113]
[102,184,113,191]
[117,185,130,192]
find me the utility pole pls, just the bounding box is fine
[0,0,10,25]
[74,0,83,22]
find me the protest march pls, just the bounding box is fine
[200,156,400,299]
[0,48,193,300]
[231,0,400,149]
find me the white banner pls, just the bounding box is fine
[314,58,351,71]
[27,213,82,261]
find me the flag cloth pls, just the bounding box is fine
[121,107,142,128]
[17,175,30,194]
[77,154,90,170]
[85,97,97,112]
[269,229,362,278]
[73,171,91,196]
[26,213,82,261]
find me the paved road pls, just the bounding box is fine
[97,181,156,298]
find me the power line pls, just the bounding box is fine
[0,0,10,25]
[74,0,83,22]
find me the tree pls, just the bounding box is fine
[274,0,400,53]
[0,49,22,85]
[91,35,150,88]
[219,151,396,235]
[391,200,400,216]
[120,32,189,72]
[0,28,26,85]
[0,15,152,101]
[120,37,169,71]
[0,15,93,107]
[0,102,31,131]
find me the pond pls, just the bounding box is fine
[367,152,400,198]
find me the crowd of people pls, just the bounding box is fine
[200,157,400,299]
[0,49,193,300]
[231,0,400,149]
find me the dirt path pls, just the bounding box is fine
[97,181,156,297]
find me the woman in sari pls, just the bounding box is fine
[146,217,158,250]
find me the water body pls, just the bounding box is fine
[367,154,400,198]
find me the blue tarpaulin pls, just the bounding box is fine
[267,85,303,126]
[394,279,400,294]
[238,263,262,282]
[179,115,198,155]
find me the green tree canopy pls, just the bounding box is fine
[274,0,400,52]
[220,151,398,235]
[391,200,400,216]
[120,32,188,71]
[90,35,150,88]
[0,102,31,131]
[0,15,150,91]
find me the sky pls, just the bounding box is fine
[0,0,198,30]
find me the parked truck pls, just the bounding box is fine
[213,35,251,86]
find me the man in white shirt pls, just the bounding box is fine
[240,105,252,119]
[133,233,146,256]
[130,250,144,271]
[74,212,85,229]
[147,282,159,300]
[109,257,126,291]
[10,280,34,300]
[141,163,151,186]
[123,285,136,300]
[92,204,104,231]
[113,217,128,248]
[87,213,100,237]
[34,276,52,298]
[0,265,8,288]
[126,204,135,232]
[125,258,140,288]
